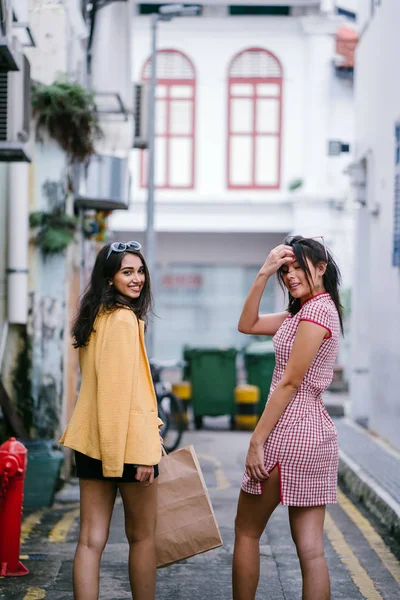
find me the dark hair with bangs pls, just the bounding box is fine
[71,243,153,348]
[277,235,344,334]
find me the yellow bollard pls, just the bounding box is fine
[172,381,192,429]
[235,385,260,430]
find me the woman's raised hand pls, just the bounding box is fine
[260,245,295,277]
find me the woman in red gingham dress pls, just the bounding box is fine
[233,235,343,600]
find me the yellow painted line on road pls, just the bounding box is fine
[20,510,46,545]
[49,507,80,543]
[324,511,383,599]
[197,454,230,490]
[23,588,46,599]
[53,501,80,510]
[337,489,400,584]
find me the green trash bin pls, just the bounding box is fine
[244,341,276,415]
[184,347,238,430]
[23,440,64,510]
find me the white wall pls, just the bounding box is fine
[357,0,382,32]
[26,1,87,84]
[112,12,353,232]
[352,0,400,447]
[109,8,356,364]
[130,16,306,204]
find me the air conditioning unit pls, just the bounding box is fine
[133,83,149,149]
[0,0,18,71]
[0,45,31,162]
[74,154,131,211]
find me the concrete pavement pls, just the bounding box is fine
[1,424,400,599]
[335,418,400,540]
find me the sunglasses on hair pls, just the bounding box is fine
[106,241,142,260]
[300,236,328,263]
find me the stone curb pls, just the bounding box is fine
[338,449,400,541]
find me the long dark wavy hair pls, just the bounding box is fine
[277,235,344,334]
[71,244,153,348]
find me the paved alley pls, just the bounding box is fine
[1,425,399,600]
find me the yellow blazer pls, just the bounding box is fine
[59,308,163,477]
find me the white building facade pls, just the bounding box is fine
[350,0,400,449]
[111,0,357,361]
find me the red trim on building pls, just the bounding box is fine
[227,48,283,190]
[140,50,196,190]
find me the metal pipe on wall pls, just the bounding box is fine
[145,13,159,359]
[7,163,29,324]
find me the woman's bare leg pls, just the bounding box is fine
[73,479,117,600]
[119,479,158,600]
[232,466,281,600]
[289,505,330,600]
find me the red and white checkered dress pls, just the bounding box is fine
[242,292,340,506]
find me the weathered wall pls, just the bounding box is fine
[27,141,69,438]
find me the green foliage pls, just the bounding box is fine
[31,80,103,164]
[29,211,46,227]
[30,209,78,255]
[288,178,304,192]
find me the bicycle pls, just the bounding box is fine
[150,360,185,453]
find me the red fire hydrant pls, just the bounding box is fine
[0,437,29,576]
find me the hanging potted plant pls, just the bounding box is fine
[29,207,78,256]
[31,80,103,165]
[29,80,103,256]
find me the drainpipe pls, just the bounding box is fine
[7,163,29,325]
[0,322,9,373]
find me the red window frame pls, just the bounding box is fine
[227,48,283,190]
[140,49,196,190]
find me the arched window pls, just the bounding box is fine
[227,48,283,189]
[141,49,196,189]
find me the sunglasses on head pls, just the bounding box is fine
[298,235,328,263]
[106,241,142,260]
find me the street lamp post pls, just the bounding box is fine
[145,4,201,358]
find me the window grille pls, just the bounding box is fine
[227,48,283,190]
[141,50,196,189]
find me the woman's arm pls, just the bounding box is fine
[245,319,329,481]
[238,245,294,336]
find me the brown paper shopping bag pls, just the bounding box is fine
[155,445,223,568]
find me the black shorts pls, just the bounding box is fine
[74,451,159,483]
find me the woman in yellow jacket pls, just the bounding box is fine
[60,241,163,600]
